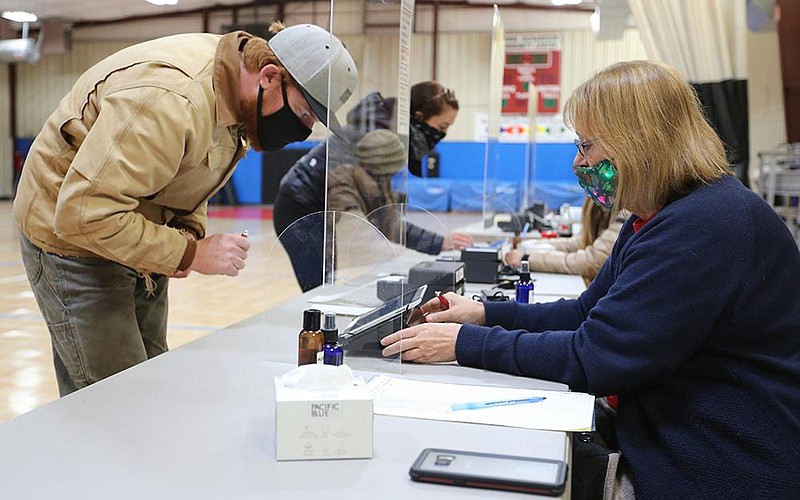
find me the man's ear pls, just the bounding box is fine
[413,110,424,121]
[258,64,282,89]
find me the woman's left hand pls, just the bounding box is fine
[380,323,461,363]
[441,232,474,252]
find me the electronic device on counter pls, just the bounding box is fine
[496,201,550,232]
[338,284,427,357]
[407,260,465,304]
[409,448,567,496]
[480,288,511,302]
[376,274,408,301]
[460,247,502,284]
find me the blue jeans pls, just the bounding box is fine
[19,235,169,396]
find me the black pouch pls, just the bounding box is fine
[571,398,620,500]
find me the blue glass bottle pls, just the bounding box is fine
[515,260,534,304]
[321,312,344,366]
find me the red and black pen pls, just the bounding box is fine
[435,290,450,309]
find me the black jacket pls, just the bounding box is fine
[275,92,443,255]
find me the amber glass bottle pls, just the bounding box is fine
[298,309,324,366]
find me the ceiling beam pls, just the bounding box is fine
[72,0,594,28]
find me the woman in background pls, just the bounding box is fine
[504,197,629,284]
[326,130,416,242]
[274,81,472,291]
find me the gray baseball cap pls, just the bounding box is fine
[268,24,357,138]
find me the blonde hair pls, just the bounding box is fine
[564,60,731,215]
[240,21,298,86]
[580,197,612,250]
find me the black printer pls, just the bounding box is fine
[460,247,502,284]
[407,260,466,303]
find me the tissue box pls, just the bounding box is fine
[274,378,373,461]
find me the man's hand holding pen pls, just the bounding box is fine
[188,232,251,277]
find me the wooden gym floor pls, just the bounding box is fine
[0,200,477,423]
[0,201,303,423]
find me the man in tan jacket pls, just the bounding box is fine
[13,23,357,396]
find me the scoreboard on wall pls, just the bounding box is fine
[502,32,561,115]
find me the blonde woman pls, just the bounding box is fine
[381,61,800,498]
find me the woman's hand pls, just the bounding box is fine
[380,323,461,363]
[504,248,523,267]
[441,232,474,252]
[421,292,486,326]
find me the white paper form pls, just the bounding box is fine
[366,375,595,432]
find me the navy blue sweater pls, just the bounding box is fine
[457,176,800,499]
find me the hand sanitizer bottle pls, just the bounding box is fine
[320,312,344,366]
[298,309,323,366]
[558,203,573,237]
[515,260,534,304]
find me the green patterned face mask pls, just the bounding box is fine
[573,159,618,209]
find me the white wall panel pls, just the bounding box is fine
[73,17,206,42]
[747,30,786,187]
[0,66,11,198]
[14,42,131,138]
[560,29,648,108]
[415,5,592,33]
[435,33,492,141]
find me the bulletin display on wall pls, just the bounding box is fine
[502,32,561,114]
[474,113,573,143]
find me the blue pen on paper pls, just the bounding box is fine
[450,396,546,411]
[521,221,531,234]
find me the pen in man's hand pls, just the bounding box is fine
[435,290,450,309]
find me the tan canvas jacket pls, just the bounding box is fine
[13,31,251,276]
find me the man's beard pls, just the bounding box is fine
[239,90,262,151]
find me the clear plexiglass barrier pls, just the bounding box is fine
[267,205,459,376]
[259,0,508,375]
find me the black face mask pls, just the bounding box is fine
[256,80,312,152]
[408,118,446,163]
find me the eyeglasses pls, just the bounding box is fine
[573,138,593,158]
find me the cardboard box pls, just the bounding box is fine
[274,379,373,461]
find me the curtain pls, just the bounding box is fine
[628,0,750,185]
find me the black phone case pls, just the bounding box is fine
[409,448,567,496]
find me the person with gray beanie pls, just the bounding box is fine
[326,130,409,243]
[273,82,473,292]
